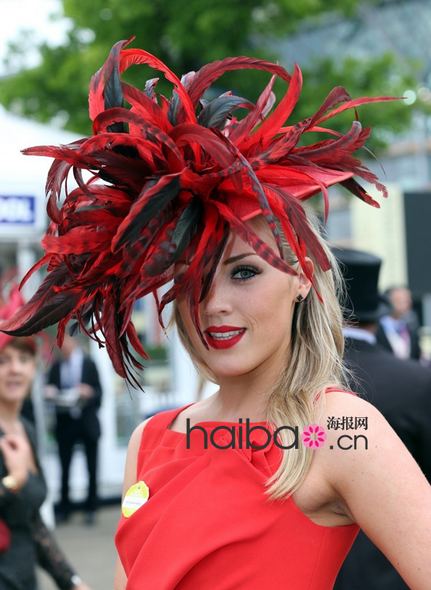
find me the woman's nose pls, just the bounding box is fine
[201,275,232,317]
[8,358,23,374]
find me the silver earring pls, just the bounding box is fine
[296,294,304,303]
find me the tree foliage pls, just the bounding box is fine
[0,0,422,149]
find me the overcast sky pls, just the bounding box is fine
[0,0,68,73]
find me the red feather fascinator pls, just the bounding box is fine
[0,38,394,383]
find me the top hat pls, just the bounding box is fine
[332,247,387,323]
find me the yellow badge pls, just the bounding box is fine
[122,481,150,518]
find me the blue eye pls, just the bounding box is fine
[231,265,260,281]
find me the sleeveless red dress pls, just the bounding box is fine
[115,391,359,589]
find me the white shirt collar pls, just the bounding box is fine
[343,326,377,345]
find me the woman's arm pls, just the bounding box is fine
[324,392,431,590]
[32,512,90,590]
[114,418,150,590]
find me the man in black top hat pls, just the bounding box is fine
[332,247,431,590]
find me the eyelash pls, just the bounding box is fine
[231,265,261,282]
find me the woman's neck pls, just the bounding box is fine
[0,401,21,430]
[210,362,285,421]
[200,340,291,421]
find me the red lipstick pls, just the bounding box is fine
[205,326,246,350]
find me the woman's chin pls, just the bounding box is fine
[0,390,27,405]
[206,361,255,380]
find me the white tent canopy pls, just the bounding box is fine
[0,106,79,246]
[0,105,79,191]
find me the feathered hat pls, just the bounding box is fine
[0,38,394,383]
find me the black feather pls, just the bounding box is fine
[114,177,180,250]
[104,44,125,132]
[198,94,253,129]
[171,198,203,261]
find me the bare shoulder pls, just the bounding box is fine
[323,387,395,437]
[122,417,152,497]
[316,389,400,487]
[321,389,388,434]
[129,417,152,448]
[317,391,431,588]
[323,388,378,415]
[318,389,423,495]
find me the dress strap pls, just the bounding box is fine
[314,386,357,403]
[325,386,357,396]
[146,402,196,431]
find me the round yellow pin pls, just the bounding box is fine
[122,480,150,518]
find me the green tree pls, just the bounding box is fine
[0,0,422,147]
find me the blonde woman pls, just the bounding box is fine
[1,40,430,589]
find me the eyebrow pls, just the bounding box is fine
[176,252,257,266]
[223,252,257,265]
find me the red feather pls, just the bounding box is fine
[1,39,397,383]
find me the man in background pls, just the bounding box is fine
[45,334,102,525]
[377,285,421,360]
[333,247,431,590]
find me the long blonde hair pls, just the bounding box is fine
[170,208,348,501]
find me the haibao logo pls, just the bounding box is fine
[301,425,327,448]
[185,419,367,450]
[185,419,329,450]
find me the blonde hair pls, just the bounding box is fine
[169,209,348,501]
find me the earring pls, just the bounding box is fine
[296,294,304,303]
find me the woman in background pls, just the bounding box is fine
[0,286,91,590]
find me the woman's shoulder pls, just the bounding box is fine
[321,387,386,435]
[126,404,190,451]
[127,417,153,452]
[122,417,154,495]
[318,388,401,483]
[323,387,380,415]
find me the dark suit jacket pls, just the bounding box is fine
[47,355,102,441]
[335,337,431,590]
[376,320,421,360]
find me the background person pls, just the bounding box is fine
[377,285,422,360]
[45,334,102,525]
[0,286,91,590]
[333,247,431,590]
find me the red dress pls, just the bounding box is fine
[115,391,359,589]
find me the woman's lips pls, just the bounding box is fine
[205,328,246,350]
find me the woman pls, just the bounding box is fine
[0,286,91,590]
[1,40,430,589]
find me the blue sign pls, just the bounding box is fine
[0,195,36,225]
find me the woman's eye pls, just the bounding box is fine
[231,265,260,281]
[19,354,32,364]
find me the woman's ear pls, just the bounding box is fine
[297,257,314,299]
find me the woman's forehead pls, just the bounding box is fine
[223,219,276,255]
[176,217,276,266]
[0,345,17,357]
